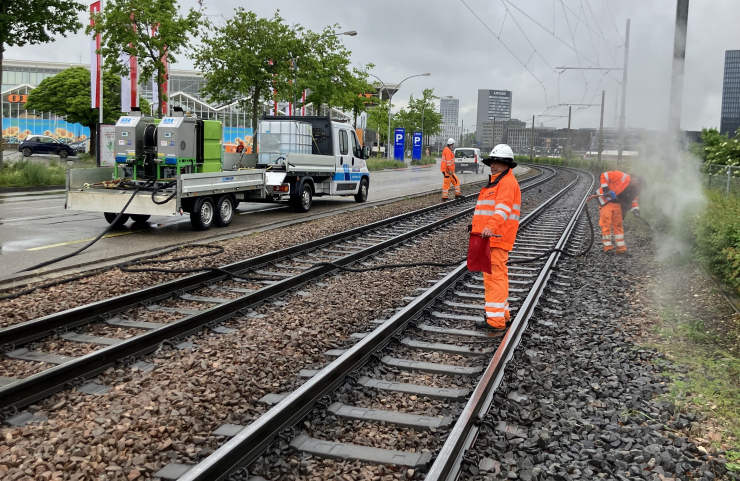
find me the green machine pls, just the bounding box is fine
[114,109,222,181]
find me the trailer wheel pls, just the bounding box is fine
[104,212,130,227]
[214,195,234,227]
[130,214,151,224]
[293,183,312,213]
[190,197,215,231]
[354,178,369,203]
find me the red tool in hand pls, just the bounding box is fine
[467,232,501,274]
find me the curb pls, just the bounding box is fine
[0,185,65,194]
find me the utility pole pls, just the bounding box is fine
[529,115,535,162]
[460,119,464,147]
[618,19,631,163]
[598,90,605,166]
[667,0,689,136]
[565,106,572,164]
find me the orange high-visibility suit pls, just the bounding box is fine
[471,169,522,328]
[441,146,461,200]
[597,170,640,253]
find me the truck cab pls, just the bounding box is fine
[256,116,371,212]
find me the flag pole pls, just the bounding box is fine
[99,0,104,126]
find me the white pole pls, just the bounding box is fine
[99,0,104,126]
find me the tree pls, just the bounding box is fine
[89,0,201,118]
[25,67,149,156]
[0,0,85,168]
[366,100,392,157]
[690,127,728,163]
[192,9,300,131]
[334,64,376,128]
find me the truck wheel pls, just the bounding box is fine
[354,178,369,203]
[293,183,312,213]
[130,214,151,224]
[214,195,234,227]
[104,212,130,227]
[190,197,215,231]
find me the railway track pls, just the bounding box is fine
[128,167,595,481]
[0,166,557,419]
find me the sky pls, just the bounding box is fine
[7,0,740,133]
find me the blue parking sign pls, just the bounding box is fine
[412,132,422,160]
[394,128,405,161]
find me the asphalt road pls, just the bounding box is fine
[0,164,490,280]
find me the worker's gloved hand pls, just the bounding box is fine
[603,190,617,201]
[631,207,640,217]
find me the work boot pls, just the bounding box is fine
[616,251,631,258]
[474,318,510,332]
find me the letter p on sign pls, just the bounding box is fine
[396,133,403,142]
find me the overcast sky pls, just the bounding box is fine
[7,0,740,132]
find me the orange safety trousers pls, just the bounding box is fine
[599,202,626,253]
[442,173,461,199]
[483,247,510,328]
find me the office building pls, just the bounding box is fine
[440,97,459,125]
[476,89,512,143]
[721,50,740,138]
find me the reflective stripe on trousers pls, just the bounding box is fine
[483,247,510,328]
[599,203,626,253]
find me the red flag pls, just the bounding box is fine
[90,1,102,109]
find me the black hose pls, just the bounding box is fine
[152,181,177,205]
[17,180,156,273]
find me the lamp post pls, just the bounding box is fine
[368,72,431,158]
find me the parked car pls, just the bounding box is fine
[67,139,88,154]
[454,147,484,173]
[18,135,77,159]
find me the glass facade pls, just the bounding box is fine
[721,50,740,138]
[440,98,459,125]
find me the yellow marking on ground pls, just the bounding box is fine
[27,230,144,251]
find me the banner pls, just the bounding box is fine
[394,128,405,161]
[90,1,101,109]
[412,131,422,160]
[120,52,138,112]
[99,124,116,167]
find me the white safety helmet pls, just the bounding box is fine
[446,138,455,145]
[484,144,517,167]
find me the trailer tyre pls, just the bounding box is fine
[104,212,130,227]
[190,197,215,231]
[354,178,369,203]
[130,214,151,224]
[214,195,234,227]
[293,183,312,213]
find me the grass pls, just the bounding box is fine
[647,306,740,448]
[366,159,407,171]
[410,157,436,166]
[0,160,67,188]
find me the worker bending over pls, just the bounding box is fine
[440,138,461,201]
[472,144,521,331]
[597,170,646,254]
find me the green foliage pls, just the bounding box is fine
[690,127,733,164]
[392,89,442,148]
[366,159,405,170]
[0,160,66,187]
[333,64,376,127]
[192,9,298,129]
[89,0,201,117]
[693,190,740,293]
[366,99,392,146]
[0,0,84,49]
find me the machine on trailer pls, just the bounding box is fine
[65,113,371,231]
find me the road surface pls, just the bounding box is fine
[0,164,490,280]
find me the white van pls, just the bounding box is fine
[454,148,484,173]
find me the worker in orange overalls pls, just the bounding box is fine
[597,171,646,254]
[471,144,521,331]
[440,138,461,201]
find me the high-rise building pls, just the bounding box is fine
[721,50,740,138]
[440,97,459,125]
[476,89,512,143]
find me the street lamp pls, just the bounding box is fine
[368,72,431,158]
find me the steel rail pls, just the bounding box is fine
[177,169,581,481]
[0,169,554,350]
[0,169,557,412]
[424,168,596,481]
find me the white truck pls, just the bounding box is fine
[65,115,371,231]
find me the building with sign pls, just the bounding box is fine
[476,89,512,143]
[721,50,740,138]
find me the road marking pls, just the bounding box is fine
[27,230,144,251]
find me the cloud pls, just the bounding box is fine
[6,0,737,132]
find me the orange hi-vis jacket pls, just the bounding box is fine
[597,170,639,209]
[471,169,522,251]
[441,147,455,174]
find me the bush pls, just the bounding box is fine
[693,190,740,292]
[410,157,435,166]
[366,159,407,171]
[0,160,67,188]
